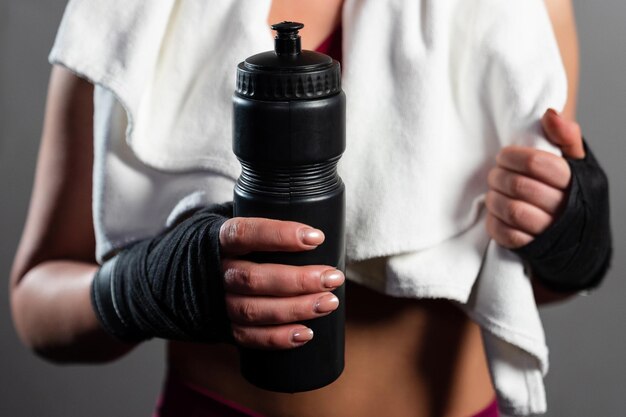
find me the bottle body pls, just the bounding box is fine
[233,92,346,392]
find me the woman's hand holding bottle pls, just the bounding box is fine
[219,218,344,350]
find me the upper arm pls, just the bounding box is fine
[10,66,96,289]
[544,0,580,120]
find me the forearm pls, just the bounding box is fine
[11,260,136,363]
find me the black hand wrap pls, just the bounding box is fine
[91,203,234,343]
[514,140,612,292]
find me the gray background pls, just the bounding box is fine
[0,1,624,416]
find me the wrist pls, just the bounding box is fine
[91,255,150,342]
[89,203,234,343]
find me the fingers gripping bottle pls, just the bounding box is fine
[232,22,346,392]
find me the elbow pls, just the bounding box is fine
[9,285,64,363]
[9,259,45,354]
[11,288,134,364]
[10,283,40,352]
[10,260,136,363]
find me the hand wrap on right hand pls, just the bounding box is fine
[91,203,233,343]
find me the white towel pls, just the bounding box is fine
[49,0,567,414]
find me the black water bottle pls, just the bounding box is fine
[232,22,346,393]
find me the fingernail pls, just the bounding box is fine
[300,228,324,246]
[314,294,339,313]
[321,270,344,288]
[292,328,314,344]
[547,108,560,118]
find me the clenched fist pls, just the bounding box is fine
[486,109,585,248]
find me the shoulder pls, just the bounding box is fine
[49,0,174,109]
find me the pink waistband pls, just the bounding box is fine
[153,373,266,417]
[153,373,499,417]
[473,398,500,417]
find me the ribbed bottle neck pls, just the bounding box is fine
[236,157,342,199]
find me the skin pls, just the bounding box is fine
[10,0,582,415]
[220,219,342,348]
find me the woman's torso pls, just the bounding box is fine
[168,281,495,417]
[167,3,494,416]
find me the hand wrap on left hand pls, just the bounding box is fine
[514,140,612,292]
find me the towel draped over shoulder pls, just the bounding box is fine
[49,1,567,415]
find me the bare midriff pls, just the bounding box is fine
[168,281,495,417]
[167,2,494,415]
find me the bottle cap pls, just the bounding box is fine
[236,22,341,100]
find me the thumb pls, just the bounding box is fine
[541,108,585,159]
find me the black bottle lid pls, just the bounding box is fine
[236,22,341,101]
